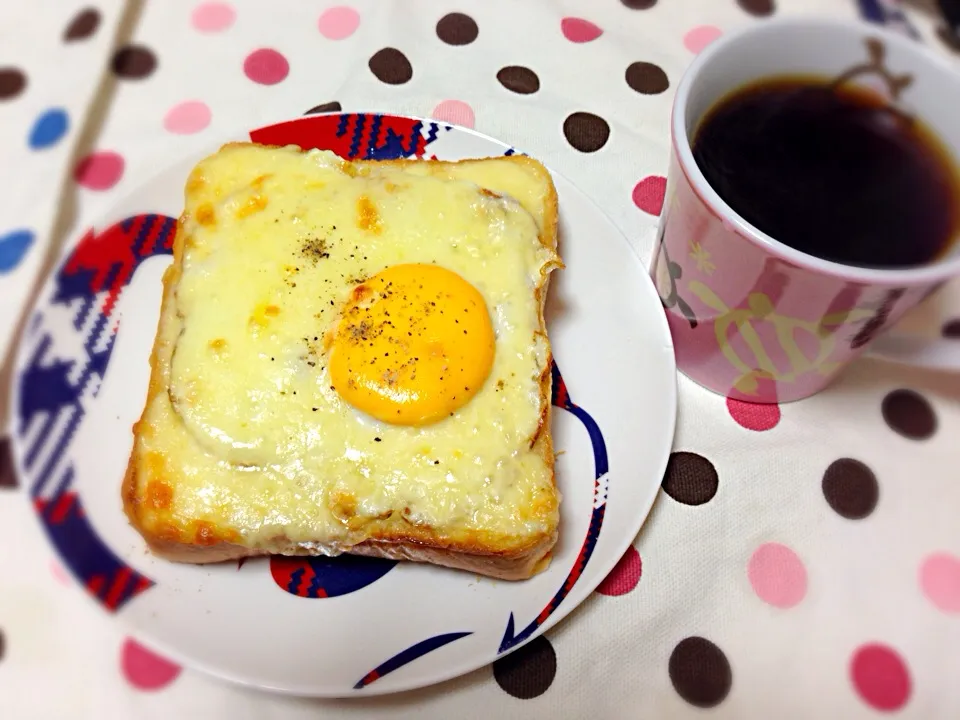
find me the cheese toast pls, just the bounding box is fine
[122,143,562,580]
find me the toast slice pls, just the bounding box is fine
[122,143,562,580]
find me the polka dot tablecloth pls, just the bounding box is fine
[2,1,960,718]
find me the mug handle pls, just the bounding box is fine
[866,332,960,372]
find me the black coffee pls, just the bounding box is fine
[692,76,960,268]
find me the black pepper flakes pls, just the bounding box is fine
[301,237,330,261]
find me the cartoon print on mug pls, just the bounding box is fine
[687,238,716,275]
[684,255,874,399]
[817,283,864,338]
[652,225,699,329]
[831,37,914,116]
[849,287,907,349]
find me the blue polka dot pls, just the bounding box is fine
[0,229,36,272]
[28,108,69,149]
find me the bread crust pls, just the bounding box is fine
[122,147,561,581]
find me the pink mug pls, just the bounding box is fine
[652,18,960,404]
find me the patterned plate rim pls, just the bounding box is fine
[7,112,677,696]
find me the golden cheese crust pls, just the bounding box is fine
[121,144,561,581]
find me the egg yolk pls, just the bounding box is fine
[328,263,496,426]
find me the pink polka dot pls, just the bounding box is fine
[318,6,360,40]
[121,638,182,691]
[561,17,603,43]
[727,397,781,431]
[191,2,235,32]
[74,151,124,190]
[597,546,641,596]
[851,644,911,712]
[430,99,475,129]
[684,25,723,54]
[163,100,211,135]
[243,48,289,85]
[747,542,806,608]
[919,552,960,613]
[632,175,667,215]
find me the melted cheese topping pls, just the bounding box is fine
[136,144,561,550]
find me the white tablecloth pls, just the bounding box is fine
[1,1,959,717]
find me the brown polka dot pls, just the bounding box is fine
[0,438,16,489]
[111,46,157,79]
[0,68,26,100]
[626,62,669,95]
[737,0,776,16]
[882,389,937,440]
[622,0,657,8]
[669,637,732,708]
[493,636,556,699]
[305,101,342,115]
[937,26,960,53]
[942,319,960,339]
[563,112,610,153]
[496,66,540,95]
[436,12,478,46]
[368,48,413,85]
[822,458,878,520]
[64,7,101,41]
[662,451,718,505]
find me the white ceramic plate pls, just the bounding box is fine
[9,114,677,697]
